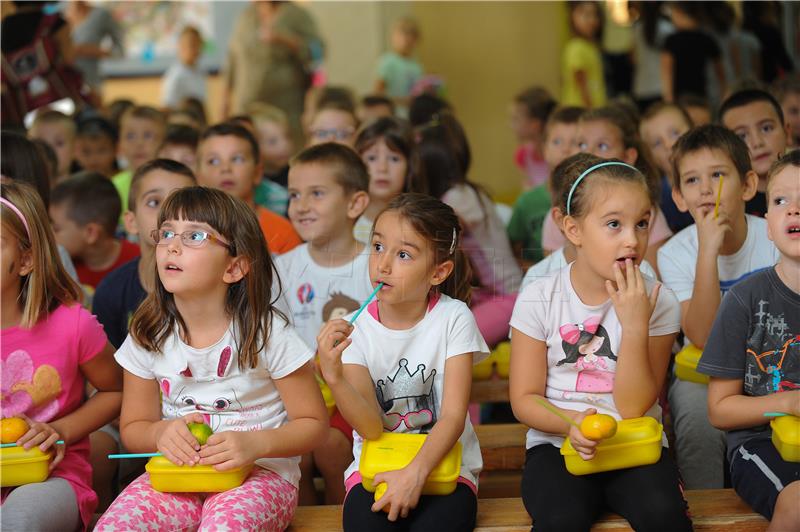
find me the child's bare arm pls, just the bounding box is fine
[708,378,800,430]
[573,69,592,109]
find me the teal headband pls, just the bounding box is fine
[566,161,640,216]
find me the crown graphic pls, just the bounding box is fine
[377,358,436,403]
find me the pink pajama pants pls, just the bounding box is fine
[95,468,297,531]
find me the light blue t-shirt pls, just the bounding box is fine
[377,51,423,99]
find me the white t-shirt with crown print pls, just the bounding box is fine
[341,293,490,488]
[510,263,681,450]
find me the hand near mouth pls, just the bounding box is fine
[695,206,732,256]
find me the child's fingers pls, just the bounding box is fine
[649,282,662,310]
[613,262,626,292]
[48,444,65,472]
[166,435,199,465]
[183,413,206,426]
[21,428,49,450]
[176,423,201,452]
[211,458,241,472]
[333,337,352,355]
[39,432,60,452]
[371,492,390,514]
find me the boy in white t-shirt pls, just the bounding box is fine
[275,142,370,504]
[658,125,780,489]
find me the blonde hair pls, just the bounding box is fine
[1,180,81,328]
[246,102,289,131]
[30,109,76,137]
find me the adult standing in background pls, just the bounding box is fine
[221,1,323,147]
[64,1,124,102]
[630,1,673,111]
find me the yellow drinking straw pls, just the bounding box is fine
[714,174,724,219]
[534,397,582,430]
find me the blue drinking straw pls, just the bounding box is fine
[108,452,163,459]
[764,412,789,418]
[349,283,384,325]
[0,440,64,449]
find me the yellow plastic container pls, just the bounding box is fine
[494,342,511,378]
[319,378,336,416]
[561,417,663,475]
[771,415,800,462]
[472,353,494,380]
[145,456,253,492]
[675,345,709,384]
[360,432,462,495]
[0,446,52,487]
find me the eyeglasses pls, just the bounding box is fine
[310,127,355,142]
[151,229,233,253]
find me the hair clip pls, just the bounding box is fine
[0,197,30,240]
[566,161,640,216]
[449,227,457,255]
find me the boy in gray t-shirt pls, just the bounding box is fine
[698,151,800,528]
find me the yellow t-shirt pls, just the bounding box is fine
[561,37,606,108]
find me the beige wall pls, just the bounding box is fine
[103,1,566,203]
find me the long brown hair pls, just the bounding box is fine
[129,187,283,369]
[376,193,473,304]
[354,116,427,195]
[1,180,82,328]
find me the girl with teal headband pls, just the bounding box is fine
[509,153,691,530]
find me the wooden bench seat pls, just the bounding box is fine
[287,489,767,531]
[470,378,509,404]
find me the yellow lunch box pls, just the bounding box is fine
[0,446,52,487]
[472,341,511,380]
[674,345,709,384]
[561,417,663,475]
[319,378,336,416]
[145,456,254,492]
[360,432,462,495]
[771,415,800,462]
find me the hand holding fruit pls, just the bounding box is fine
[10,416,65,471]
[199,429,260,471]
[568,409,601,461]
[155,413,205,466]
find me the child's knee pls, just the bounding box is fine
[313,427,353,470]
[772,481,800,527]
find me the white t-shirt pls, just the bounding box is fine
[510,264,680,449]
[353,215,373,245]
[520,248,659,292]
[274,243,373,350]
[657,214,779,302]
[341,294,490,486]
[161,63,207,108]
[114,316,313,487]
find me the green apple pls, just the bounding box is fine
[187,422,213,445]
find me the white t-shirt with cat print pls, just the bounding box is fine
[114,316,313,487]
[510,263,680,450]
[341,294,490,487]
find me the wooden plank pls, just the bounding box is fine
[474,423,527,472]
[471,379,509,404]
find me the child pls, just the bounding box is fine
[157,123,200,170]
[508,106,582,269]
[374,17,423,114]
[318,193,488,529]
[73,115,119,178]
[542,106,673,272]
[562,1,606,108]
[28,109,76,183]
[511,87,557,190]
[94,187,328,530]
[94,159,197,349]
[678,93,712,127]
[719,88,790,217]
[509,154,691,531]
[658,125,780,489]
[196,122,301,255]
[353,116,424,244]
[247,103,294,215]
[1,180,122,531]
[276,143,371,504]
[307,103,359,148]
[112,106,167,219]
[358,95,395,125]
[50,172,141,291]
[640,102,695,232]
[520,153,659,291]
[772,75,800,148]
[661,1,725,103]
[418,115,522,347]
[699,150,800,529]
[161,26,206,109]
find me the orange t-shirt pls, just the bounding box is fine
[257,206,302,255]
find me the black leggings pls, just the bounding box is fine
[521,444,692,532]
[342,483,477,532]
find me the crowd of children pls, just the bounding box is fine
[1,7,799,532]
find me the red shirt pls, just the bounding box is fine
[75,238,140,289]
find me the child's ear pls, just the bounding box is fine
[18,248,33,277]
[563,215,582,247]
[430,259,454,287]
[123,210,139,236]
[223,256,249,284]
[741,170,759,201]
[347,190,370,220]
[84,222,102,245]
[623,147,638,166]
[671,186,690,213]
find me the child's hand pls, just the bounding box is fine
[316,319,354,385]
[569,409,600,461]
[696,207,731,257]
[199,430,259,471]
[154,413,204,466]
[371,465,426,521]
[606,259,660,333]
[782,390,800,417]
[17,415,65,472]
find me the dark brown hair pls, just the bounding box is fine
[514,86,557,122]
[641,101,694,128]
[1,131,52,207]
[375,193,473,304]
[200,122,261,163]
[670,124,753,189]
[290,142,369,193]
[354,116,426,194]
[544,106,585,140]
[128,158,197,211]
[51,171,121,236]
[129,186,284,369]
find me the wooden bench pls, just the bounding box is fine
[287,489,767,531]
[470,378,509,404]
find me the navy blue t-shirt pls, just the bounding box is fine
[92,257,146,348]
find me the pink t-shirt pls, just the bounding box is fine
[514,143,549,189]
[542,206,674,252]
[1,304,108,530]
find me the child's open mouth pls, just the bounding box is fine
[787,224,800,237]
[165,263,183,272]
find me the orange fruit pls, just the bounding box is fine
[374,483,391,513]
[0,417,29,444]
[580,414,618,441]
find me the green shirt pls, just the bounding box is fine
[112,169,132,227]
[507,185,551,263]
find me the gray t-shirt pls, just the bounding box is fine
[697,267,800,463]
